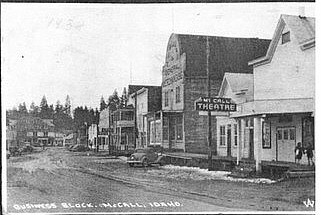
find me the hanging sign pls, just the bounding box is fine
[195,97,237,112]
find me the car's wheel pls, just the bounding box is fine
[142,158,148,167]
[129,163,134,167]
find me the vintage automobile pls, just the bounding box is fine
[127,146,165,167]
[9,146,22,157]
[69,144,90,152]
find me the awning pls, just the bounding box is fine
[231,98,314,118]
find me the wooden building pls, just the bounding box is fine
[129,86,162,148]
[6,116,55,147]
[159,33,271,154]
[228,15,315,171]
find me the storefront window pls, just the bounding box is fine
[220,125,226,146]
[163,117,169,141]
[234,124,238,146]
[176,116,183,140]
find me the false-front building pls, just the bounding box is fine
[158,33,270,154]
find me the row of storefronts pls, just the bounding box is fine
[95,14,314,169]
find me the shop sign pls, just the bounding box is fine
[195,97,237,112]
[162,72,183,87]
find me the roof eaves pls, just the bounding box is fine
[249,16,285,67]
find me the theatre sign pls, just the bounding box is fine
[195,97,237,112]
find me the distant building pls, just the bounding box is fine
[98,107,113,151]
[88,124,98,149]
[6,116,55,147]
[110,105,135,155]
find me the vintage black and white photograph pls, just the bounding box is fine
[2,1,316,214]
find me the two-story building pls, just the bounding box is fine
[129,86,162,148]
[159,33,270,154]
[6,116,56,147]
[88,124,98,149]
[98,107,113,151]
[218,15,314,171]
[110,105,135,155]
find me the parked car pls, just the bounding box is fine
[69,144,90,152]
[9,146,22,157]
[20,145,34,153]
[127,146,164,167]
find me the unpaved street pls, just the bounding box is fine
[5,147,314,213]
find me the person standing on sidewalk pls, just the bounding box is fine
[305,142,314,166]
[295,142,303,164]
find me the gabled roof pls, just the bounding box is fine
[219,73,253,99]
[249,14,315,67]
[166,34,270,79]
[128,85,160,95]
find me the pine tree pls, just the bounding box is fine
[29,101,39,117]
[39,95,49,119]
[65,95,71,116]
[100,96,107,111]
[108,89,120,110]
[120,87,128,108]
[18,102,28,115]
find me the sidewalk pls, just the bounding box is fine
[164,152,236,161]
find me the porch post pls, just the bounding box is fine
[240,118,245,163]
[160,111,163,147]
[254,117,262,172]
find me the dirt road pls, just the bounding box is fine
[5,147,315,213]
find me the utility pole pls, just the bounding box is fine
[96,123,99,153]
[134,92,137,149]
[206,36,212,170]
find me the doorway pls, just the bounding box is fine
[276,127,296,162]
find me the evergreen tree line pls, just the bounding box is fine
[6,87,129,132]
[99,87,128,112]
[6,95,73,131]
[74,88,127,132]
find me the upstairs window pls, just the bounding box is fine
[282,31,290,44]
[175,86,181,103]
[164,91,169,107]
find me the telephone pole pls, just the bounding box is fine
[206,36,212,170]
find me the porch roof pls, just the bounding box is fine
[231,98,314,118]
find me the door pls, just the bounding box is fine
[277,127,296,162]
[249,128,254,160]
[169,117,175,150]
[227,124,232,156]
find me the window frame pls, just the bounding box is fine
[164,91,169,107]
[234,124,238,146]
[281,31,290,44]
[175,86,181,103]
[219,125,226,146]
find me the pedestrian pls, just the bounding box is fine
[305,142,314,166]
[294,142,303,164]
